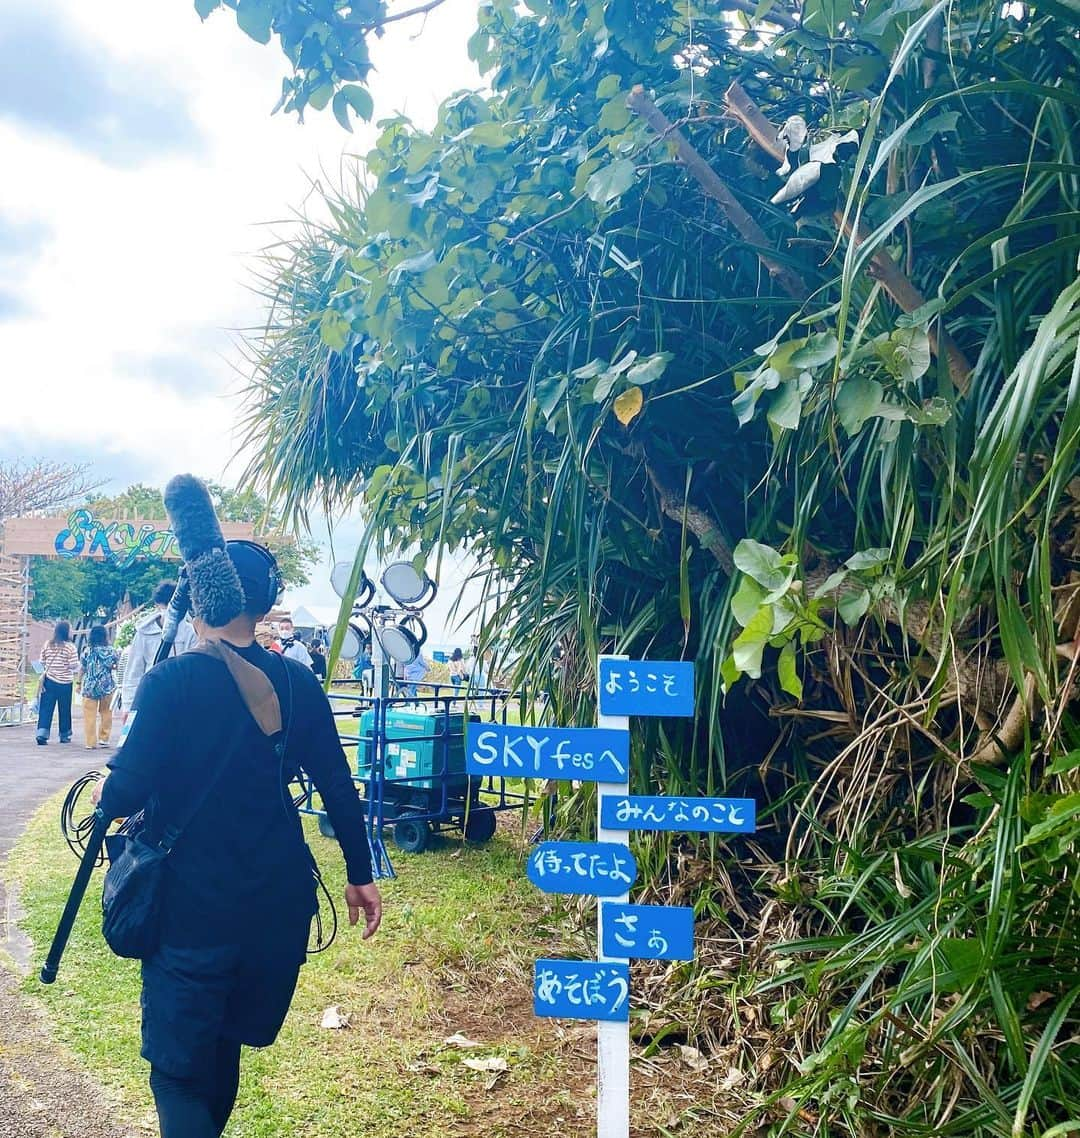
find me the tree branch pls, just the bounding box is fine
[364,0,449,30]
[627,87,811,303]
[639,454,735,576]
[723,80,972,392]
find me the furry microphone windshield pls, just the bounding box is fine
[163,474,245,628]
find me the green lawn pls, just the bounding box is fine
[6,799,600,1138]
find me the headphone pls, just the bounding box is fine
[226,540,284,615]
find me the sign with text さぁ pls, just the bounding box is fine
[534,959,630,1022]
[465,724,629,782]
[600,794,756,833]
[527,842,638,896]
[599,903,695,961]
[597,659,695,718]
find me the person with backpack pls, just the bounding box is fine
[36,620,79,745]
[79,625,119,750]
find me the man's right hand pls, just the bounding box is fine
[345,883,382,939]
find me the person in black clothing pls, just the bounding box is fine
[96,541,381,1138]
[309,639,327,681]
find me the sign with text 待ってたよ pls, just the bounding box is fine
[597,658,695,718]
[527,842,638,896]
[465,724,629,782]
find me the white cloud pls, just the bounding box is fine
[0,0,483,634]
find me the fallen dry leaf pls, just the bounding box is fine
[320,1005,350,1029]
[444,1032,481,1049]
[462,1056,509,1073]
[678,1044,709,1072]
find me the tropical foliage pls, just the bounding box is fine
[231,0,1079,1133]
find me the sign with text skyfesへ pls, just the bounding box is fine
[597,658,695,718]
[465,724,629,782]
[600,794,756,833]
[534,959,631,1022]
[527,842,638,896]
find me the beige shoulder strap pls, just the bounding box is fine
[194,640,282,737]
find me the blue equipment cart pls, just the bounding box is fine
[294,683,527,878]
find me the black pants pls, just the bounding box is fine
[36,677,72,741]
[150,1038,241,1138]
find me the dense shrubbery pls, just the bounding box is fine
[229,1,1079,1132]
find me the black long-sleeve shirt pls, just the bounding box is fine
[99,641,371,947]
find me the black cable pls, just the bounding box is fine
[60,771,106,863]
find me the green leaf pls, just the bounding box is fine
[768,380,802,432]
[236,0,273,44]
[732,576,767,627]
[585,159,637,204]
[626,352,672,386]
[812,569,848,598]
[720,653,740,692]
[733,539,791,593]
[909,396,952,427]
[778,640,803,699]
[837,585,870,626]
[388,249,438,281]
[596,75,621,99]
[468,121,510,148]
[937,937,983,992]
[194,0,221,18]
[732,605,773,679]
[906,110,960,146]
[836,377,884,435]
[572,358,606,380]
[844,548,889,571]
[592,369,620,402]
[332,85,374,131]
[319,310,351,352]
[789,333,838,369]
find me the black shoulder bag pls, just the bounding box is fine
[101,641,285,960]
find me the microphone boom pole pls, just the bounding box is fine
[39,810,109,984]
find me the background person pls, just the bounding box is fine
[36,620,79,745]
[276,619,312,668]
[403,653,429,699]
[309,640,327,681]
[449,647,467,688]
[79,625,119,750]
[121,580,198,717]
[96,539,381,1138]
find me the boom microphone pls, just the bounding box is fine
[163,474,245,628]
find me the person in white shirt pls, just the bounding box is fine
[277,619,312,668]
[121,580,198,717]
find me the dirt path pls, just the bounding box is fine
[0,714,140,1138]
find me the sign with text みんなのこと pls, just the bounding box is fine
[465,723,629,782]
[600,794,756,833]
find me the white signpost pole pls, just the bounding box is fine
[596,654,630,1138]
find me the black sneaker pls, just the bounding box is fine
[36,737,47,746]
[59,736,71,744]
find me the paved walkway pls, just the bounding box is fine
[0,709,140,1138]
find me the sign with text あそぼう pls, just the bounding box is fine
[465,723,629,782]
[527,842,638,896]
[534,958,631,1022]
[597,658,695,718]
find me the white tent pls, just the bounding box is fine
[289,604,342,632]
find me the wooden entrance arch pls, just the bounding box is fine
[0,511,253,726]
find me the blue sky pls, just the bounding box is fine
[0,0,483,637]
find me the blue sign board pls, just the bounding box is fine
[598,659,695,718]
[600,795,756,833]
[466,724,630,782]
[534,958,631,1022]
[527,842,638,896]
[600,903,694,961]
